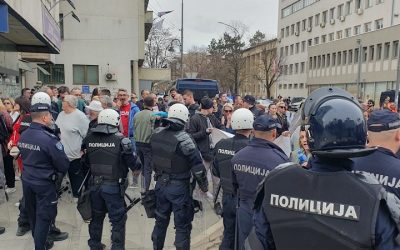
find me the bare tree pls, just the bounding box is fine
[183,46,210,78]
[253,43,283,98]
[144,27,177,68]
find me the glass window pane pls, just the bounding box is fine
[87,65,99,85]
[73,65,85,84]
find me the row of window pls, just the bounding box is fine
[282,0,320,18]
[281,0,384,38]
[308,40,399,70]
[38,64,100,85]
[279,19,384,57]
[278,83,306,90]
[282,62,307,75]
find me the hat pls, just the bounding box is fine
[367,109,400,132]
[86,100,103,112]
[253,115,280,131]
[30,103,51,113]
[243,95,255,105]
[200,97,213,110]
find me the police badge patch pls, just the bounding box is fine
[56,142,64,151]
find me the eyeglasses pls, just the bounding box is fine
[278,106,286,109]
[224,110,233,113]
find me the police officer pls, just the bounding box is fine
[18,98,70,250]
[231,114,289,249]
[212,108,254,250]
[353,109,400,198]
[252,87,400,250]
[150,103,208,250]
[82,109,139,250]
[16,92,68,242]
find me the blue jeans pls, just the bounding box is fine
[88,184,126,250]
[220,192,238,250]
[152,180,194,250]
[22,181,57,250]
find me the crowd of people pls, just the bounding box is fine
[1,84,400,250]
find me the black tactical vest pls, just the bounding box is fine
[151,129,190,174]
[85,133,125,181]
[260,165,383,250]
[215,136,248,194]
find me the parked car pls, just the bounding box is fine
[289,97,306,111]
[256,99,273,108]
[169,78,220,102]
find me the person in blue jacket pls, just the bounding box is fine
[18,101,70,250]
[353,109,400,198]
[231,114,289,249]
[250,87,400,250]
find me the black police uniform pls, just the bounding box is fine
[82,123,139,250]
[231,115,289,250]
[150,118,208,250]
[18,106,70,250]
[353,110,400,198]
[212,134,249,250]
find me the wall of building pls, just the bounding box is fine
[48,0,144,93]
[277,0,400,98]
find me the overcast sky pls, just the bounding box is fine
[148,0,279,51]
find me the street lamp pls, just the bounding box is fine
[168,39,183,78]
[356,39,362,99]
[59,11,80,23]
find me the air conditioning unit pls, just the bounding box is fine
[295,31,300,36]
[105,73,117,81]
[339,16,346,22]
[307,26,312,32]
[357,8,363,15]
[320,22,326,28]
[330,19,335,25]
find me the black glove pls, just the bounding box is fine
[193,170,208,193]
[55,172,65,191]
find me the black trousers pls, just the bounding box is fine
[3,154,15,188]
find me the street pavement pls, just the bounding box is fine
[0,177,221,250]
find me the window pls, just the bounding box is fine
[343,51,347,64]
[280,28,285,38]
[376,43,382,60]
[362,46,368,62]
[321,35,327,43]
[365,0,372,8]
[364,22,372,32]
[295,63,299,73]
[369,45,374,61]
[290,44,294,55]
[327,54,331,66]
[384,42,390,59]
[295,42,300,53]
[308,16,313,28]
[286,26,290,36]
[308,39,312,46]
[355,0,362,9]
[337,52,342,65]
[296,22,301,33]
[283,84,287,89]
[332,53,336,66]
[375,19,383,30]
[300,83,305,88]
[338,4,344,18]
[37,64,65,85]
[329,8,335,20]
[289,64,293,74]
[73,65,99,85]
[294,83,299,89]
[291,24,295,35]
[280,47,284,56]
[301,41,306,52]
[345,28,352,37]
[285,46,289,56]
[302,19,307,31]
[315,13,320,26]
[309,57,313,69]
[284,65,288,75]
[313,56,317,69]
[345,0,352,15]
[301,62,305,73]
[314,37,320,45]
[337,30,343,39]
[279,84,283,89]
[349,49,353,63]
[355,48,359,63]
[329,32,334,41]
[376,0,384,4]
[393,41,399,58]
[322,55,326,67]
[322,11,327,23]
[317,55,321,68]
[354,25,361,35]
[288,84,293,89]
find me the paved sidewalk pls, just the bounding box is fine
[0,180,221,250]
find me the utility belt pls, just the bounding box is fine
[90,175,127,197]
[156,173,190,186]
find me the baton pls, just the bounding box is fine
[213,183,221,205]
[124,193,141,212]
[78,170,91,194]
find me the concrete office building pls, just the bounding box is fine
[0,0,60,97]
[277,0,400,99]
[27,0,152,96]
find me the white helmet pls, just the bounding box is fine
[98,109,120,127]
[31,92,51,106]
[168,103,189,123]
[231,108,254,130]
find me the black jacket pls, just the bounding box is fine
[187,113,221,161]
